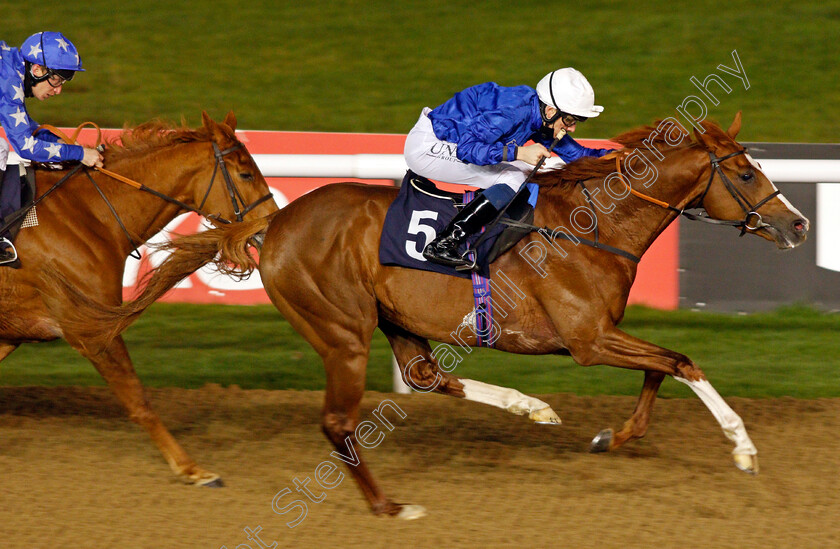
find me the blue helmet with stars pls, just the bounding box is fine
[20,31,84,74]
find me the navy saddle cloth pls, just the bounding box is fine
[379,171,536,279]
[0,164,36,242]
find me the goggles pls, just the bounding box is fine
[45,69,75,87]
[560,112,587,126]
[542,103,588,126]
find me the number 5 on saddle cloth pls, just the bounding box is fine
[0,163,37,268]
[379,171,538,279]
[379,172,538,348]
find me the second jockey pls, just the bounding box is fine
[0,31,103,263]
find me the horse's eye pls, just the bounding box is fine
[741,171,754,182]
[239,172,254,181]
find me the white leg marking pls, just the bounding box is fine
[460,379,560,423]
[675,378,757,456]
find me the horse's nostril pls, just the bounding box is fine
[793,219,808,233]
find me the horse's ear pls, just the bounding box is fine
[201,111,214,130]
[200,111,230,142]
[223,111,237,131]
[727,111,742,139]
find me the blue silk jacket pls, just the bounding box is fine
[428,82,610,166]
[0,41,84,163]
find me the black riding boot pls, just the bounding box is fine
[423,192,499,270]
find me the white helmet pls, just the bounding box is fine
[536,68,604,118]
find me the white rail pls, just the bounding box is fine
[9,151,839,183]
[252,154,408,180]
[251,154,840,183]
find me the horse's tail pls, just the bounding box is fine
[40,213,276,354]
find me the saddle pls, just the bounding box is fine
[0,163,38,269]
[379,171,536,279]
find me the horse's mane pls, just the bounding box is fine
[534,119,704,190]
[104,118,232,161]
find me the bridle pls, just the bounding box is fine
[615,148,781,236]
[196,142,275,224]
[687,149,780,235]
[29,123,275,255]
[90,141,274,256]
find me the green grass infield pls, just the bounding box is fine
[3,304,838,399]
[4,1,837,143]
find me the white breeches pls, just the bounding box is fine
[404,108,532,191]
[0,139,9,171]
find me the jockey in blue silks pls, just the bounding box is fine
[0,31,103,263]
[404,67,612,271]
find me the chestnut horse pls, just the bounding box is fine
[1,112,277,485]
[54,113,808,516]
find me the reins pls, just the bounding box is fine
[613,147,780,236]
[483,142,781,267]
[612,153,682,212]
[461,138,560,269]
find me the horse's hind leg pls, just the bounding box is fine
[79,335,221,485]
[379,320,464,395]
[320,344,425,519]
[262,285,425,518]
[380,320,560,424]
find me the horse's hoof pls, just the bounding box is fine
[530,407,562,425]
[199,477,225,488]
[733,453,759,475]
[397,505,427,520]
[188,469,224,487]
[589,429,614,453]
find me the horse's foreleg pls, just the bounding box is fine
[80,335,222,485]
[672,376,759,474]
[590,370,664,452]
[576,326,758,474]
[381,322,560,424]
[457,378,562,424]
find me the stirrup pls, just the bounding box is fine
[454,249,479,272]
[0,238,18,265]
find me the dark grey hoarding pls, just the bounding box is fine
[678,143,840,312]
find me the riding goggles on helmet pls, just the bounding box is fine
[541,105,588,126]
[560,112,588,125]
[45,68,75,87]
